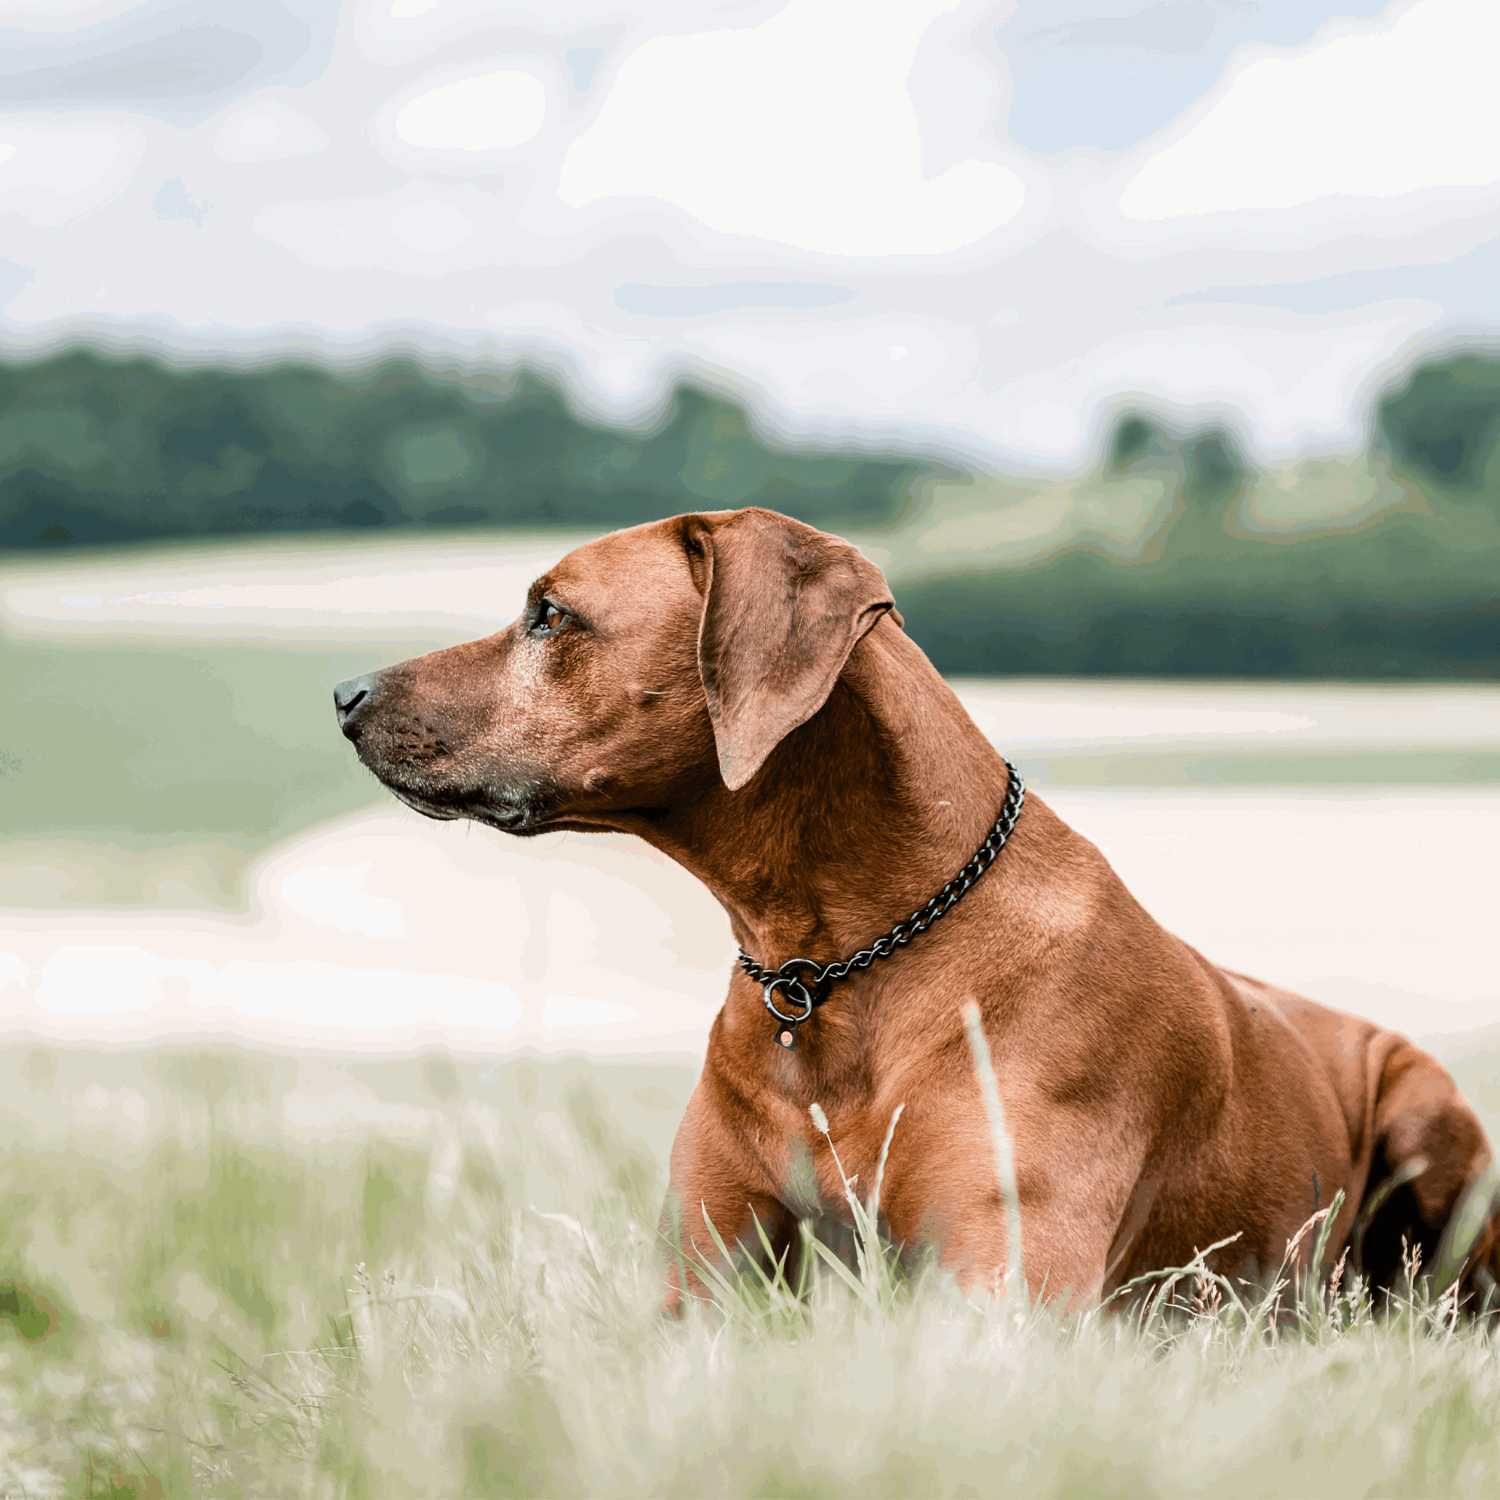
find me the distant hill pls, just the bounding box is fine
[1,344,1496,678]
[893,393,1500,678]
[0,352,917,545]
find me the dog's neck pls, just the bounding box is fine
[632,618,1013,970]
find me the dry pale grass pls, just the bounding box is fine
[4,1046,1500,1498]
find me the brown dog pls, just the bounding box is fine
[334,506,1499,1309]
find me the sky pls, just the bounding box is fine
[1,0,1498,472]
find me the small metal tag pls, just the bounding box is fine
[776,1027,796,1051]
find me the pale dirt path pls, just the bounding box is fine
[3,785,1495,1056]
[3,543,1495,1054]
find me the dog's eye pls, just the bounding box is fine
[530,601,570,637]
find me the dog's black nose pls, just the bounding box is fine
[334,673,378,737]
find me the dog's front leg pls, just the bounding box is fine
[659,1079,797,1315]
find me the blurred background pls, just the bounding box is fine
[1,0,1498,1391]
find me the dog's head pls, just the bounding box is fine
[334,506,898,834]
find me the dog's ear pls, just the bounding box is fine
[685,508,898,791]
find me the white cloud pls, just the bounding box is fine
[355,0,773,63]
[0,124,143,226]
[389,199,475,254]
[214,102,330,163]
[558,0,1025,256]
[395,69,547,151]
[2,0,1496,474]
[254,186,502,273]
[1121,0,1500,219]
[988,306,1440,462]
[0,0,143,27]
[685,315,979,428]
[482,299,663,407]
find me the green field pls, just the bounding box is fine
[5,1036,1500,1498]
[4,376,1499,1493]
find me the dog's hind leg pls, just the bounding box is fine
[1357,1037,1499,1304]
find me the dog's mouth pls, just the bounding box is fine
[376,771,565,836]
[351,726,660,838]
[382,776,666,839]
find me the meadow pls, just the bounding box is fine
[5,1035,1500,1498]
[3,504,1498,1497]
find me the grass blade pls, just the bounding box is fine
[961,998,1025,1300]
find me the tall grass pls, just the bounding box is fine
[963,998,1025,1301]
[5,1046,1500,1497]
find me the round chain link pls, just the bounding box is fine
[739,761,1026,1034]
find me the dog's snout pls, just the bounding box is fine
[333,673,378,737]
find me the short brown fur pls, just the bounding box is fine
[334,507,1500,1311]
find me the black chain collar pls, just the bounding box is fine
[737,760,1026,1051]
